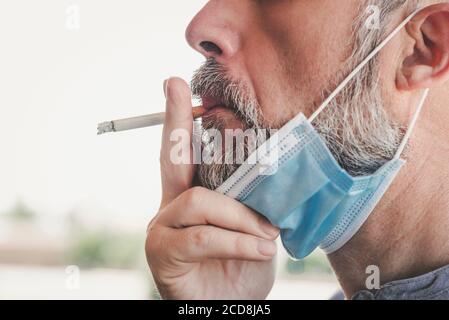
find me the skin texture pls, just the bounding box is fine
[146,0,449,299]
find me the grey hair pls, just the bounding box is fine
[192,59,267,190]
[312,0,420,176]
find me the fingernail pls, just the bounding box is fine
[258,240,276,257]
[163,78,170,99]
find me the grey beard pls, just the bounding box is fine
[195,115,272,190]
[191,59,270,190]
[313,70,402,177]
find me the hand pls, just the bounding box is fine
[145,77,279,300]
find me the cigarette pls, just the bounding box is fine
[97,106,207,135]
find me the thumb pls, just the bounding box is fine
[159,77,196,208]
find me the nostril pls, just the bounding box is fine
[200,41,223,55]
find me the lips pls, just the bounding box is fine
[200,95,247,130]
[201,95,227,111]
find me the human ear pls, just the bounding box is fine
[396,3,449,90]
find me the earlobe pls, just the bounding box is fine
[396,4,449,91]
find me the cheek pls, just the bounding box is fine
[240,0,359,124]
[244,44,297,126]
[242,30,339,126]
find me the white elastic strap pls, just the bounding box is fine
[394,88,430,159]
[309,9,421,123]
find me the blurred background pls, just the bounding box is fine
[0,0,340,300]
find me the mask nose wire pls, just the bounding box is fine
[308,8,421,124]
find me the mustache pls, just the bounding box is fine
[190,58,263,129]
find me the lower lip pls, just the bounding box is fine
[202,106,245,130]
[203,106,233,117]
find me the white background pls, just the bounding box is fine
[0,0,209,225]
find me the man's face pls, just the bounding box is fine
[187,0,403,189]
[187,0,360,126]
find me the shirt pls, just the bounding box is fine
[352,264,449,300]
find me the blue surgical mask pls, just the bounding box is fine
[216,9,430,259]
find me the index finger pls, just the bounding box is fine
[159,187,280,241]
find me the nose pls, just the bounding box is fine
[185,1,241,63]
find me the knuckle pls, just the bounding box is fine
[182,186,207,208]
[233,236,248,257]
[145,224,162,257]
[190,228,211,250]
[145,233,157,256]
[146,215,158,233]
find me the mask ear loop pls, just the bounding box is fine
[393,88,430,160]
[308,8,421,123]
